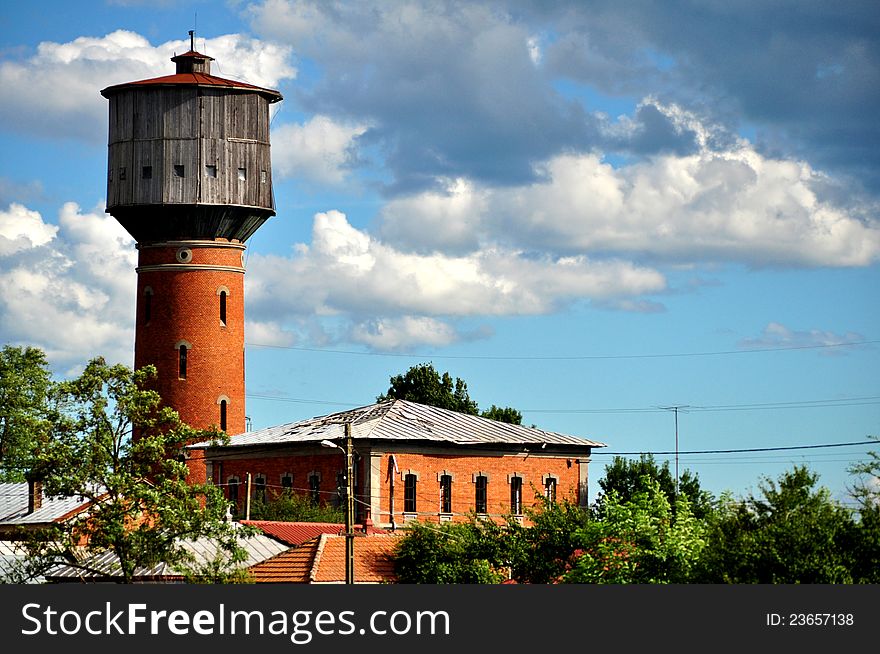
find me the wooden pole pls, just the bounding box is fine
[345,422,355,584]
[245,472,252,521]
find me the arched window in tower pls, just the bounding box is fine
[220,399,227,431]
[219,290,227,326]
[178,344,188,379]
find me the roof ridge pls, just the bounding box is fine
[309,534,330,582]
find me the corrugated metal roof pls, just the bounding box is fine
[0,482,98,525]
[44,530,290,581]
[190,399,606,450]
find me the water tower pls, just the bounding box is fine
[101,33,282,482]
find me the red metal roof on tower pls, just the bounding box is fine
[100,49,282,103]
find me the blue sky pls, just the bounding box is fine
[0,0,878,505]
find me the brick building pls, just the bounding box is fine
[191,399,605,528]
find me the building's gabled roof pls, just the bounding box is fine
[190,399,606,451]
[241,520,387,546]
[44,531,290,582]
[0,482,100,526]
[248,533,400,584]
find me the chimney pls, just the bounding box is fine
[27,478,43,514]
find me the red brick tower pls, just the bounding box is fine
[101,35,282,482]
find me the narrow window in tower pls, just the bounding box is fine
[119,167,126,181]
[260,170,267,183]
[219,290,227,326]
[142,166,152,179]
[178,344,188,379]
[173,164,185,178]
[108,168,113,181]
[143,288,152,324]
[205,164,217,178]
[238,167,247,181]
[220,399,227,431]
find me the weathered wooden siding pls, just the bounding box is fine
[106,87,274,214]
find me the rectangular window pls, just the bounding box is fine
[255,476,267,503]
[142,166,152,179]
[143,290,152,324]
[545,478,557,503]
[475,475,488,514]
[281,474,293,490]
[404,474,417,513]
[260,169,267,183]
[228,478,239,504]
[510,477,523,515]
[205,164,217,178]
[440,474,452,514]
[238,168,247,181]
[173,164,185,178]
[309,474,320,507]
[119,167,126,181]
[219,400,227,432]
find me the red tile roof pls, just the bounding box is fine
[248,533,400,584]
[312,534,399,584]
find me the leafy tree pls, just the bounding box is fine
[393,519,508,583]
[595,454,714,519]
[505,496,591,583]
[14,356,250,583]
[248,489,345,523]
[694,466,856,583]
[480,404,523,425]
[377,363,479,415]
[562,479,706,584]
[0,345,53,481]
[846,436,880,583]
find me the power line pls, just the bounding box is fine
[243,392,880,415]
[594,439,879,456]
[245,338,879,361]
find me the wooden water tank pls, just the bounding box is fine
[101,49,283,242]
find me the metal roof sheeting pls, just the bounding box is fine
[44,530,290,581]
[190,399,606,451]
[0,483,99,525]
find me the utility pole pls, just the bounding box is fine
[321,423,356,584]
[658,405,690,496]
[245,472,252,520]
[344,422,355,585]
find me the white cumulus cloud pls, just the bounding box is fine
[272,115,368,185]
[0,30,295,142]
[0,202,136,371]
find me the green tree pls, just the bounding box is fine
[595,454,713,519]
[562,479,706,584]
[695,466,856,583]
[480,404,523,425]
[377,363,479,415]
[393,519,508,583]
[15,356,250,583]
[0,345,54,481]
[846,437,880,583]
[248,489,345,523]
